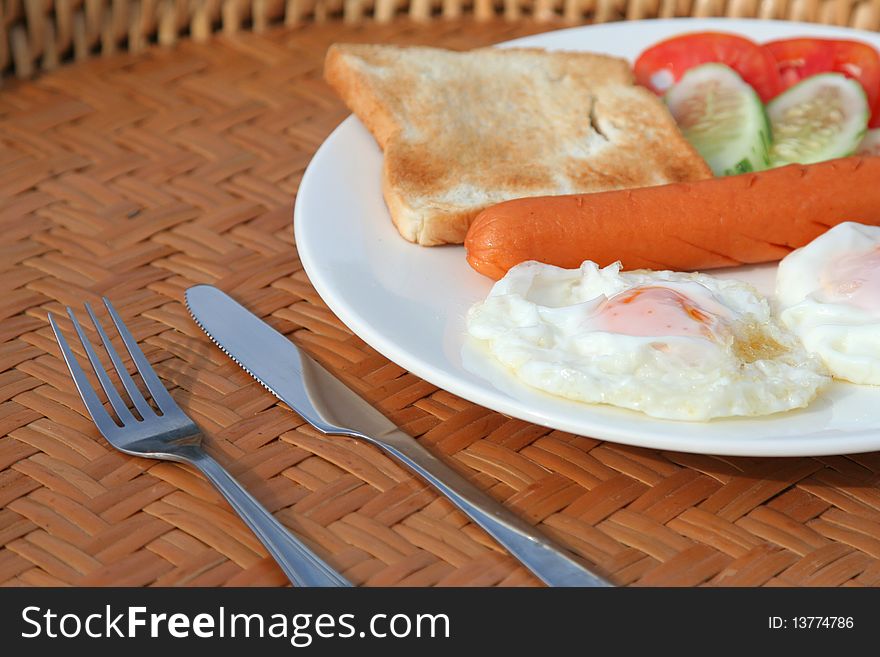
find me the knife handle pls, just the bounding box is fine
[371,431,611,587]
[185,447,352,587]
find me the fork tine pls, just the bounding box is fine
[85,302,155,420]
[65,306,137,425]
[101,297,180,413]
[49,313,121,437]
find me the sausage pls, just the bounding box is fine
[464,156,880,279]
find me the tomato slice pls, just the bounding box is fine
[764,38,880,109]
[763,39,835,89]
[834,40,880,111]
[634,32,783,102]
[872,95,880,128]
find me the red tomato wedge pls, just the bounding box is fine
[872,96,880,128]
[634,32,783,102]
[764,38,880,109]
[763,38,835,88]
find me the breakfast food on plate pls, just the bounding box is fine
[776,222,880,385]
[639,33,879,168]
[465,156,880,280]
[763,38,880,111]
[323,43,712,245]
[664,63,771,175]
[634,32,783,101]
[636,34,880,115]
[466,261,829,421]
[767,73,869,166]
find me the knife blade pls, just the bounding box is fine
[185,284,611,587]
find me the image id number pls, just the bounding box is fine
[769,616,854,629]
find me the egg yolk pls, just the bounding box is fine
[821,246,880,312]
[590,286,717,339]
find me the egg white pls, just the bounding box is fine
[776,221,880,385]
[467,261,828,421]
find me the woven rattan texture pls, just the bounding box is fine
[3,19,880,587]
[4,0,880,80]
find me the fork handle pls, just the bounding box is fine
[184,447,351,587]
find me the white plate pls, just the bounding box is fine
[295,18,880,457]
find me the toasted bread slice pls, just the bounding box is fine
[324,43,712,245]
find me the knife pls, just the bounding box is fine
[185,284,612,587]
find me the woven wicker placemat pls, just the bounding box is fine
[5,0,880,80]
[2,18,880,587]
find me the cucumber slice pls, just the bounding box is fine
[857,128,880,157]
[768,73,869,166]
[665,63,771,176]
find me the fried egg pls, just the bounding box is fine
[466,261,828,421]
[776,221,880,385]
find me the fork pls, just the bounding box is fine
[48,298,351,587]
